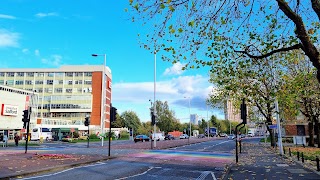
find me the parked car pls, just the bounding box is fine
[227,134,235,140]
[134,135,150,143]
[219,133,227,137]
[165,134,175,140]
[247,133,254,137]
[240,134,246,138]
[179,134,189,139]
[152,133,165,141]
[197,134,206,138]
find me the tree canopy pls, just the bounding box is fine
[128,0,320,82]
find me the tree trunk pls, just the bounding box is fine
[308,121,315,147]
[315,120,320,148]
[268,129,276,147]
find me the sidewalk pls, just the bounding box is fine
[224,143,320,180]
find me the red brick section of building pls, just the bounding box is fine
[284,124,309,136]
[91,71,111,128]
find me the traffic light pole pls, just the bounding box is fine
[87,125,89,148]
[25,107,31,154]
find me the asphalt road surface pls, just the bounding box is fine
[17,138,250,180]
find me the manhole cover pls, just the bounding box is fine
[287,169,308,174]
[276,164,289,167]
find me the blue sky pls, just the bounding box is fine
[0,0,224,123]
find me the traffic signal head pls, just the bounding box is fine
[151,112,156,125]
[110,107,117,122]
[22,110,29,122]
[84,116,90,126]
[240,103,247,124]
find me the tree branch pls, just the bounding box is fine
[311,0,320,21]
[234,43,302,59]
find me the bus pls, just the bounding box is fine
[31,127,53,141]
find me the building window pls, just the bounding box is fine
[59,80,63,84]
[55,88,63,93]
[77,88,82,93]
[84,80,92,85]
[25,80,33,85]
[35,80,43,85]
[6,80,14,85]
[26,72,34,77]
[84,72,92,77]
[65,72,73,77]
[68,80,73,85]
[47,80,53,85]
[15,80,24,85]
[44,88,53,93]
[66,88,72,93]
[56,72,64,77]
[7,72,14,77]
[0,72,4,77]
[37,88,43,93]
[0,80,4,85]
[47,72,54,77]
[34,73,44,77]
[79,80,82,84]
[17,72,24,77]
[75,72,83,77]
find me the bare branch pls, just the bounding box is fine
[234,43,302,59]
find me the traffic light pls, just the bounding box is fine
[110,106,117,122]
[240,100,247,124]
[151,112,155,125]
[84,116,90,126]
[22,110,29,129]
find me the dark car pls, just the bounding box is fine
[164,134,175,140]
[134,135,150,143]
[197,134,206,138]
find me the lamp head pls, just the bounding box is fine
[91,54,98,57]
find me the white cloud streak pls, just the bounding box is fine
[0,29,19,47]
[35,49,40,56]
[163,62,185,75]
[35,12,59,18]
[0,14,16,19]
[41,54,62,67]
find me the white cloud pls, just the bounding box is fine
[0,14,16,19]
[41,54,62,67]
[163,62,185,75]
[35,49,40,56]
[0,29,19,47]
[35,12,59,18]
[111,75,220,122]
[22,48,29,54]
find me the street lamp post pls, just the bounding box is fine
[153,51,157,148]
[207,103,209,139]
[92,53,107,147]
[184,97,191,143]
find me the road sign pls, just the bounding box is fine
[268,125,277,129]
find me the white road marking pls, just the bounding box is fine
[20,162,108,179]
[114,166,155,180]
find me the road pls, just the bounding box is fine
[15,137,260,180]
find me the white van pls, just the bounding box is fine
[152,133,165,141]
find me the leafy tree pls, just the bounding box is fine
[111,113,123,128]
[208,52,286,146]
[279,53,320,147]
[128,1,320,83]
[155,100,180,133]
[121,110,142,135]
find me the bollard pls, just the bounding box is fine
[283,147,286,154]
[297,151,300,161]
[289,148,291,157]
[301,152,304,163]
[316,157,320,171]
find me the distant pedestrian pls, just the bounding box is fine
[14,133,19,146]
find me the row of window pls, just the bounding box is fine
[0,72,92,77]
[40,112,90,118]
[0,80,92,86]
[40,103,91,110]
